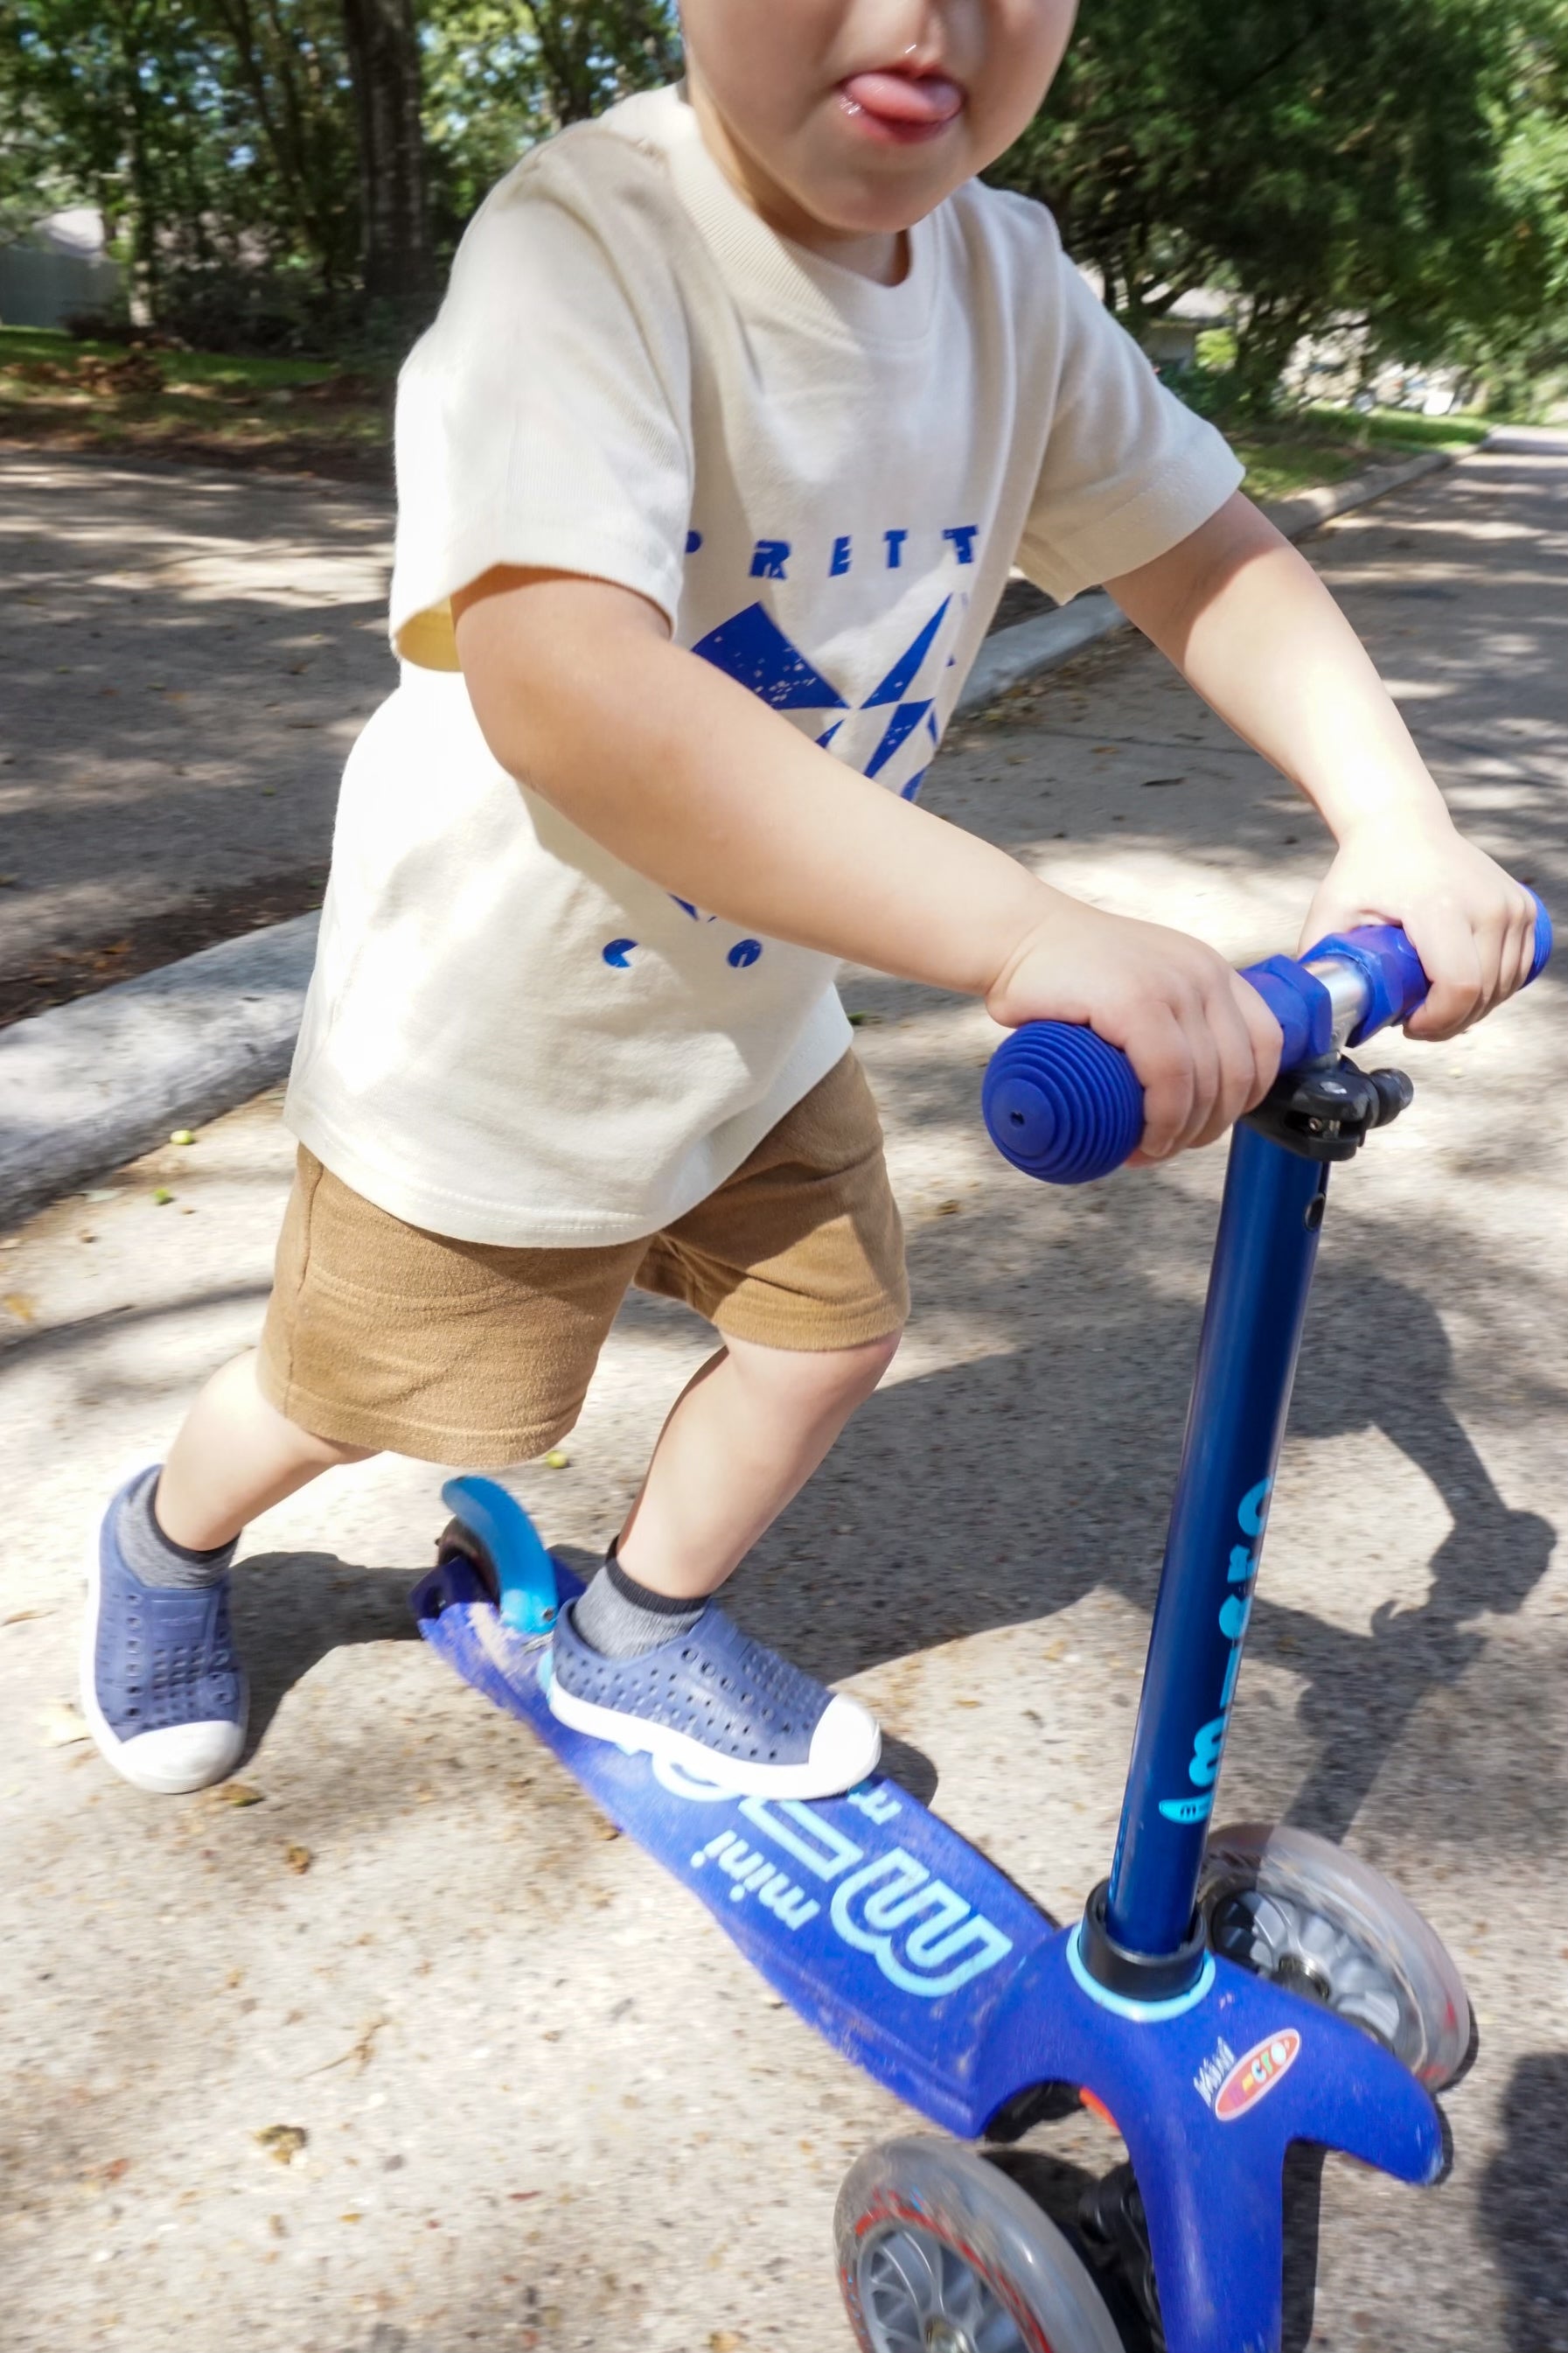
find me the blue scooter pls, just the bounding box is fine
[412,895,1552,2353]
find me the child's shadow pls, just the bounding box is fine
[1260,1263,1556,1842]
[734,1254,1556,1849]
[233,1553,423,1760]
[1480,2050,1568,2350]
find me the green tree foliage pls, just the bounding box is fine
[0,0,677,341]
[422,0,680,251]
[3,0,1562,403]
[991,0,1565,408]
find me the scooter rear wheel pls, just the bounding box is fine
[836,2135,1125,2353]
[1199,1821,1471,2088]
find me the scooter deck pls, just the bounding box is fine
[415,1550,1446,2352]
[411,1551,1053,2138]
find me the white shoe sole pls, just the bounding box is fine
[547,1675,881,1802]
[80,1512,248,1797]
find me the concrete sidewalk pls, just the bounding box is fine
[0,430,1565,2353]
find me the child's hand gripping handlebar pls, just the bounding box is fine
[983,891,1553,1186]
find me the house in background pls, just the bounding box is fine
[1139,286,1235,372]
[0,209,123,330]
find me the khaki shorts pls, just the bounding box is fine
[257,1051,908,1468]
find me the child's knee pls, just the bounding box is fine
[731,1325,902,1411]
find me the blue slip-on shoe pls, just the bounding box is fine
[80,1470,248,1795]
[547,1596,881,1799]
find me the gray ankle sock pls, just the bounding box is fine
[571,1549,707,1659]
[115,1467,238,1591]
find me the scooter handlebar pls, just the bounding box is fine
[983,890,1552,1187]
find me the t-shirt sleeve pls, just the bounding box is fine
[1015,236,1244,606]
[389,144,694,671]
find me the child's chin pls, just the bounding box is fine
[806,163,955,240]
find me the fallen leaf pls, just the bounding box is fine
[4,1607,51,1626]
[39,1700,90,1748]
[254,2125,307,2166]
[339,2211,362,2224]
[709,2335,744,2351]
[211,1781,264,1808]
[933,1199,962,1217]
[3,1293,38,1323]
[283,1844,312,1875]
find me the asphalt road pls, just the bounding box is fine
[0,452,394,1019]
[0,429,1565,2353]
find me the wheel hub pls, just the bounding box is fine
[857,2220,1027,2353]
[1208,1885,1407,2051]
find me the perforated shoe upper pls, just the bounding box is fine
[92,1505,246,1743]
[552,1598,833,1770]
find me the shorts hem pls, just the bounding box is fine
[701,1288,909,1354]
[254,1349,575,1470]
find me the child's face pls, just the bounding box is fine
[679,0,1077,248]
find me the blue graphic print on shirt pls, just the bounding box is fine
[601,522,978,974]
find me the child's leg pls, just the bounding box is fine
[157,1349,375,1550]
[553,1327,900,1797]
[548,1051,908,1796]
[615,1330,901,1598]
[84,1351,375,1796]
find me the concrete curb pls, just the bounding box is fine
[954,444,1460,718]
[0,913,319,1227]
[0,441,1470,1229]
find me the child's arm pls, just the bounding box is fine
[1104,492,1539,1040]
[453,567,1282,1162]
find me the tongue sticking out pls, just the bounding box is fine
[841,70,965,126]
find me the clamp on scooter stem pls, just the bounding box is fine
[983,889,1552,1186]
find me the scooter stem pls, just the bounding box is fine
[1104,1123,1328,1964]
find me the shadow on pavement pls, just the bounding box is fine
[1481,2051,1568,2352]
[235,1552,421,1760]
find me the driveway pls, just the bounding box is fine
[0,429,1565,2353]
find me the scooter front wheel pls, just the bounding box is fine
[836,2136,1125,2353]
[1200,1821,1471,2088]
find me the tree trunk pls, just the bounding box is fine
[339,0,432,310]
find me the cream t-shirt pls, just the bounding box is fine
[286,82,1243,1246]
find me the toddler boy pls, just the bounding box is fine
[81,0,1536,1799]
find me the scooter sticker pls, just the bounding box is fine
[1214,2028,1301,2120]
[661,1758,1016,2000]
[831,1851,1015,1999]
[1159,1795,1214,1825]
[1159,1477,1272,1821]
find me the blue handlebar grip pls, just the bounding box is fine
[981,1023,1143,1185]
[983,889,1553,1187]
[1530,889,1554,982]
